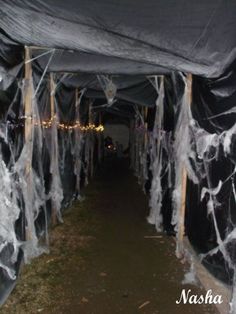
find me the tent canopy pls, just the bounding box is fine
[0,0,236,77]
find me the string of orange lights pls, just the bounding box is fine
[18,116,104,132]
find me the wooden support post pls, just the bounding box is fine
[24,46,34,241]
[98,112,102,163]
[50,73,57,225]
[50,73,55,124]
[177,73,192,258]
[89,103,94,177]
[177,169,187,258]
[144,106,148,181]
[24,47,33,141]
[145,106,148,121]
[75,88,81,193]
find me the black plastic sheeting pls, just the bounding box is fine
[1,1,236,77]
[34,50,170,76]
[186,68,236,285]
[59,74,158,107]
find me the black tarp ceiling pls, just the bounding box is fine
[35,50,170,75]
[58,74,158,107]
[1,0,236,108]
[0,0,236,77]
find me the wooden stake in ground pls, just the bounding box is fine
[177,73,192,258]
[50,73,57,225]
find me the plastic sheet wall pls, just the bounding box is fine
[186,69,236,284]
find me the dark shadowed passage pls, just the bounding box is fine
[1,158,217,314]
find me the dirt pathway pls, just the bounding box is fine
[1,158,217,314]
